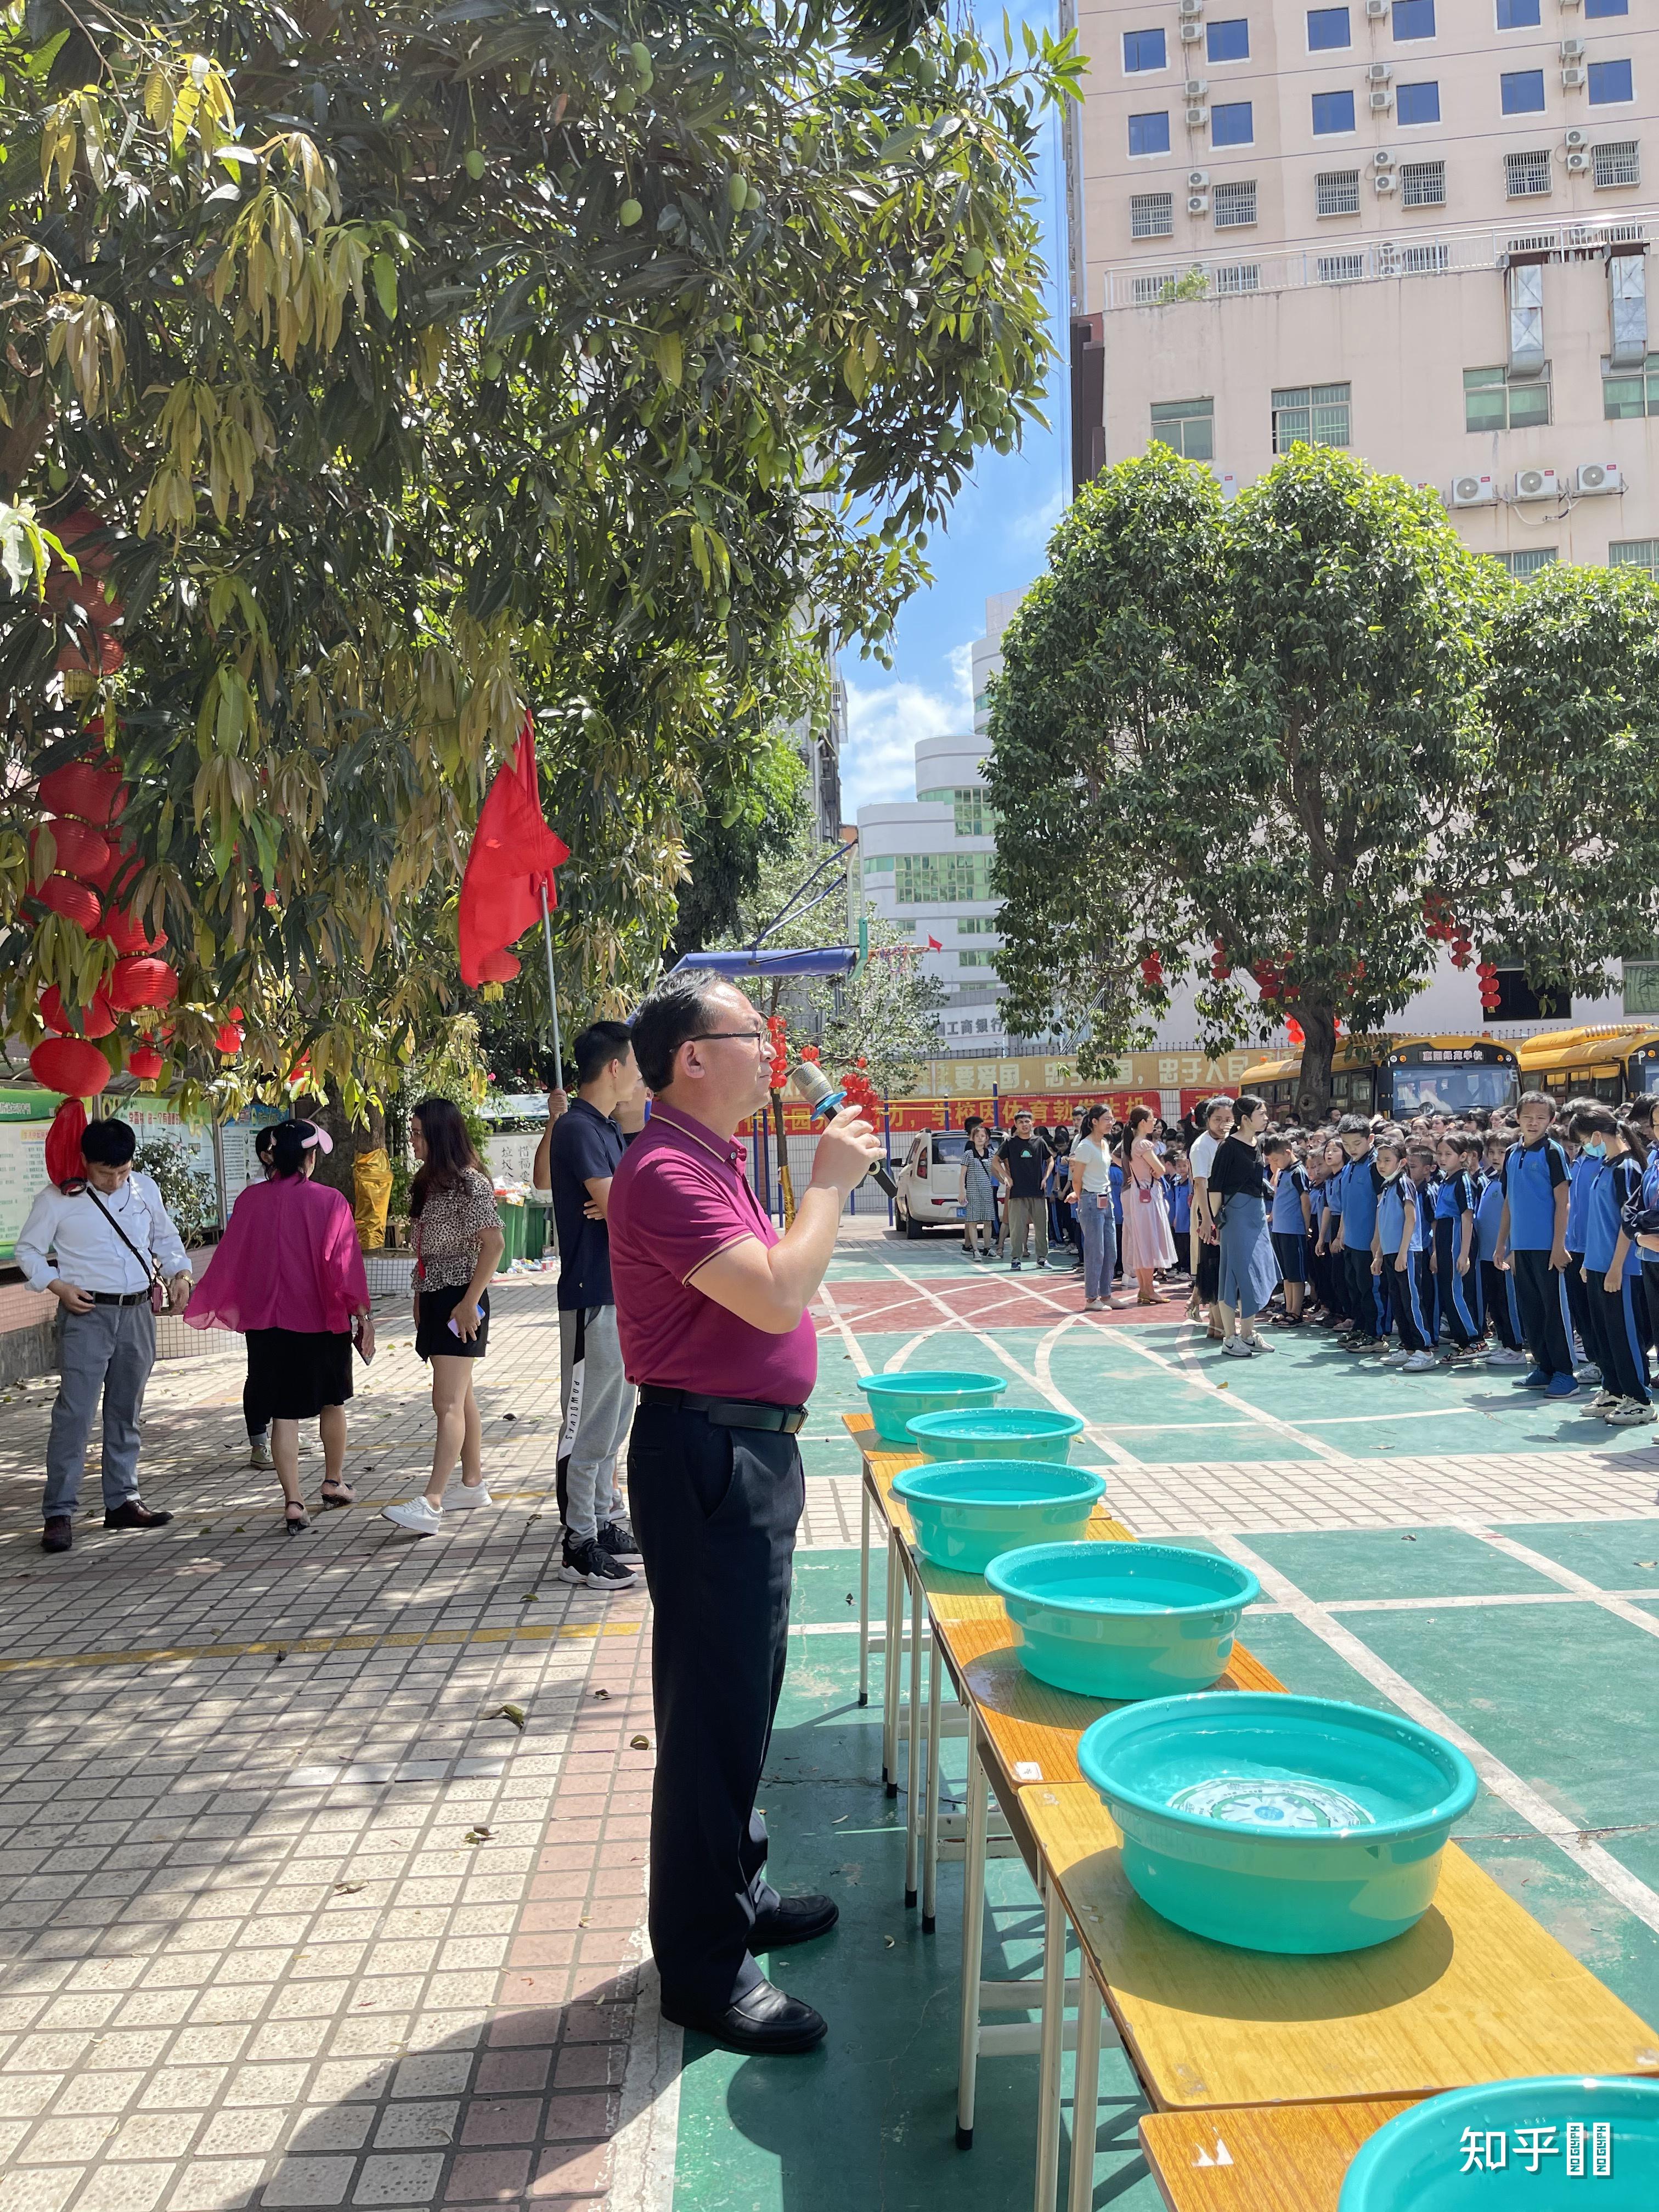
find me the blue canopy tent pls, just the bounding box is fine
[669,944,858,979]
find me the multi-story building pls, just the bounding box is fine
[1062,0,1659,571]
[789,651,845,844]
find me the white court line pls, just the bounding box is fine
[1216,1533,1659,1940]
[877,1262,1142,1469]
[815,1282,872,1379]
[1298,1407,1507,1427]
[1458,1522,1659,1646]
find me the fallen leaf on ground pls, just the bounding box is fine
[493,1703,526,1729]
[520,1592,539,1604]
[592,1688,609,1699]
[630,1734,650,1750]
[464,1826,492,1846]
[334,1882,364,1894]
[883,1935,894,1948]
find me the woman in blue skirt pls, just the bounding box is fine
[1206,1095,1280,1359]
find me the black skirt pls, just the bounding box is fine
[246,1328,354,1420]
[415,1282,491,1362]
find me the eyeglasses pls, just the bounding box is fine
[690,1029,771,1047]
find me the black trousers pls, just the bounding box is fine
[1511,1248,1575,1379]
[1345,1246,1385,1338]
[627,1403,805,2017]
[1561,1250,1592,1365]
[1579,1270,1650,1404]
[1482,1259,1523,1350]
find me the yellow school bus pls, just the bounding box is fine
[1514,1024,1659,1105]
[1241,1036,1521,1120]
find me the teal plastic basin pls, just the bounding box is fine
[858,1368,1006,1444]
[1340,2076,1659,2209]
[983,1542,1259,1699]
[905,1407,1085,1462]
[1077,1691,1478,1955]
[889,1462,1107,1573]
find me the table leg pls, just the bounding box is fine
[1034,1872,1066,2212]
[1066,1981,1102,2212]
[922,1591,943,1932]
[956,1718,988,2150]
[882,1522,902,1795]
[857,1478,872,1709]
[904,1558,923,1909]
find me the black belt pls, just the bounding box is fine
[637,1385,808,1434]
[91,1291,152,1307]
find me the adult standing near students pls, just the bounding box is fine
[16,1117,193,1554]
[1187,1095,1233,1338]
[1209,1094,1280,1357]
[187,1120,373,1530]
[608,970,883,2056]
[243,1122,279,1469]
[382,1098,505,1534]
[997,1107,1052,1271]
[549,1020,646,1592]
[958,1121,999,1260]
[1120,1104,1177,1305]
[1068,1104,1117,1311]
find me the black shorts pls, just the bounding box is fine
[1271,1231,1307,1285]
[246,1328,353,1420]
[415,1282,491,1362]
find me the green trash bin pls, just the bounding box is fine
[523,1196,549,1262]
[496,1199,527,1271]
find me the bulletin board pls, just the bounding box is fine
[0,1087,67,1260]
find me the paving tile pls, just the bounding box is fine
[352,2154,445,2205]
[261,2158,358,2208]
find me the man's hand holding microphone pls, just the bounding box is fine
[806,1109,887,1199]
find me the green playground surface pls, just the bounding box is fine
[662,1236,1659,2212]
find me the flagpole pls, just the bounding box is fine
[539,884,563,1081]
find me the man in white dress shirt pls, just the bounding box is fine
[15,1118,194,1553]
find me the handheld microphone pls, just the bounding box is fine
[787,1059,898,1199]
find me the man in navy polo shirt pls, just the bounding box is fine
[1494,1092,1578,1396]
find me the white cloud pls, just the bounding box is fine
[1009,484,1065,552]
[839,641,975,819]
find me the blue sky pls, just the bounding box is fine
[839,7,1070,819]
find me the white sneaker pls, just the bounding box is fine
[1249,1334,1275,1352]
[1401,1351,1436,1373]
[1582,1391,1619,1416]
[1220,1336,1256,1358]
[445,1482,496,1508]
[1605,1399,1657,1426]
[1486,1346,1529,1365]
[1576,1363,1604,1386]
[381,1497,444,1536]
[1382,1347,1411,1365]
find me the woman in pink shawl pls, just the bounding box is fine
[188,1120,373,1531]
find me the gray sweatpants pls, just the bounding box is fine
[1005,1195,1049,1263]
[44,1302,155,1520]
[558,1305,633,1544]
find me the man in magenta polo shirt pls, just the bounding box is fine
[608,971,882,2056]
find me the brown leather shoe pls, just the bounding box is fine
[41,1516,72,1553]
[103,1499,173,1531]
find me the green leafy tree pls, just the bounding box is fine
[0,0,1078,1105]
[986,447,1500,1118]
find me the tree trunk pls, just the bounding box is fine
[1296,1005,1338,1122]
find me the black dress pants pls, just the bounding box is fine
[1511,1248,1574,1379]
[628,1403,805,2017]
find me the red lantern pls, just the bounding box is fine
[106,955,179,1011]
[37,759,126,826]
[86,836,142,898]
[477,949,520,983]
[39,985,116,1039]
[215,1023,244,1055]
[29,1036,111,1099]
[1286,1018,1305,1046]
[35,874,103,932]
[127,1044,165,1082]
[98,906,166,957]
[30,818,112,882]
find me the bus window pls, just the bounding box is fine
[1388,1065,1522,1116]
[1593,1076,1623,1105]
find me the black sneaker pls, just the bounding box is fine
[560,1537,637,1591]
[597,1519,642,1562]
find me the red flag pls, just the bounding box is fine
[458,718,569,987]
[926,934,943,951]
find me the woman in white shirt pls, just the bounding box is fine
[1068,1104,1117,1311]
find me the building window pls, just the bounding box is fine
[1496,0,1540,24]
[1318,251,1367,282]
[1130,111,1172,156]
[1589,60,1634,106]
[1504,147,1553,196]
[1150,396,1216,459]
[1594,140,1641,188]
[1207,18,1250,61]
[1464,364,1553,430]
[1623,960,1659,1015]
[1396,241,1451,272]
[1124,27,1167,72]
[1307,6,1352,47]
[1491,966,1568,1017]
[1317,169,1361,214]
[1313,89,1357,134]
[862,852,894,872]
[1401,159,1447,204]
[1585,0,1629,14]
[1214,262,1262,292]
[1131,270,1176,303]
[893,853,996,904]
[1131,191,1175,238]
[1611,539,1659,573]
[957,917,1001,936]
[1211,101,1255,146]
[1212,178,1258,227]
[1502,69,1547,115]
[1392,0,1436,37]
[1396,80,1441,125]
[1272,382,1351,450]
[958,951,998,968]
[1602,352,1659,417]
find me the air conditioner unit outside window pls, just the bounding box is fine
[1451,474,1497,507]
[1565,127,1589,148]
[1514,466,1561,501]
[1187,103,1210,125]
[1563,65,1587,88]
[1188,192,1211,214]
[1181,22,1204,40]
[1375,173,1398,194]
[1188,169,1211,188]
[1368,64,1393,83]
[1560,38,1585,59]
[1370,89,1394,111]
[1184,78,1208,98]
[1566,150,1591,172]
[1374,150,1396,169]
[1575,461,1623,495]
[1365,0,1387,15]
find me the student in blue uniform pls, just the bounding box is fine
[1319,1139,1350,1329]
[1334,1116,1386,1349]
[1266,1136,1311,1325]
[1373,1132,1434,1370]
[1476,1131,1525,1361]
[1560,1103,1599,1380]
[1434,1134,1483,1358]
[1306,1148,1334,1321]
[1407,1145,1440,1348]
[1167,1150,1193,1271]
[1570,1105,1652,1424]
[1108,1146,1125,1282]
[1494,1092,1577,1396]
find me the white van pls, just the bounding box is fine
[893,1130,974,1237]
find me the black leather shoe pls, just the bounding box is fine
[103,1499,173,1531]
[749,1893,839,1951]
[41,1516,72,1554]
[660,1977,827,2055]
